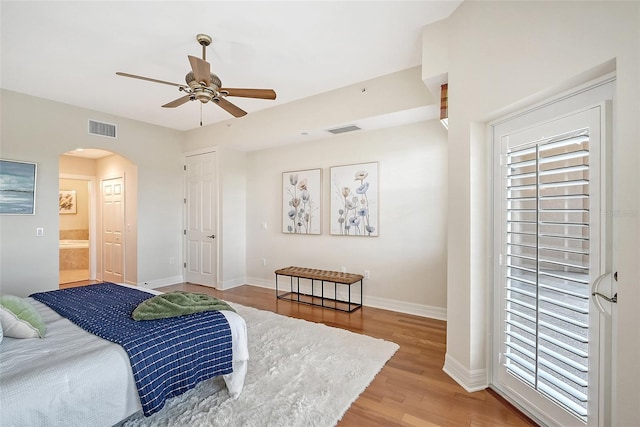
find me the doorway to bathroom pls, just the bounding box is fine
[59,148,138,287]
[59,176,93,284]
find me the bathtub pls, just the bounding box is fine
[59,239,89,249]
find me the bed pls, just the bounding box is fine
[0,283,248,426]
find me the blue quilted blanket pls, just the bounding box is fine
[31,283,233,416]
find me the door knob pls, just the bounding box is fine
[207,235,215,239]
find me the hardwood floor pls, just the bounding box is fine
[59,279,102,289]
[61,280,536,425]
[152,283,538,427]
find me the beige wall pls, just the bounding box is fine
[217,147,248,288]
[181,65,447,313]
[182,66,435,152]
[244,120,448,315]
[422,1,639,424]
[0,90,185,295]
[59,155,97,177]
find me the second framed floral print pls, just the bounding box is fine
[330,162,378,237]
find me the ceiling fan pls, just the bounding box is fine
[116,34,276,122]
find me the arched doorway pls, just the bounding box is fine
[59,149,138,286]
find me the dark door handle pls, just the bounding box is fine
[207,235,215,239]
[592,292,617,303]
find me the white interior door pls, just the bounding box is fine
[184,151,217,286]
[102,177,125,283]
[492,79,615,426]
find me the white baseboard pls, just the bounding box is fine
[365,295,447,320]
[138,275,184,289]
[245,276,447,321]
[442,352,488,392]
[137,276,248,291]
[247,277,274,289]
[217,277,247,290]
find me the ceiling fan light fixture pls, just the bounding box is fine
[116,33,275,120]
[185,71,221,89]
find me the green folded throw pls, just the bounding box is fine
[132,291,236,321]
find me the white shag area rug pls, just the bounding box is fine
[120,303,399,427]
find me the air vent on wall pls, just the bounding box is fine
[88,120,117,138]
[326,124,361,135]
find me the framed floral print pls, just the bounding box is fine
[330,162,378,236]
[282,168,322,235]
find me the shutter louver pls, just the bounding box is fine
[504,130,590,421]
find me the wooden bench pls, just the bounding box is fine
[274,266,363,312]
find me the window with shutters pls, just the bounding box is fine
[504,130,591,421]
[493,78,614,427]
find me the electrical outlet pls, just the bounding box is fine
[36,227,44,237]
[340,266,347,273]
[364,270,370,279]
[262,258,267,266]
[169,257,175,265]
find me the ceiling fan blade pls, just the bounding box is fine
[214,97,247,117]
[162,95,192,108]
[116,72,187,89]
[221,88,277,100]
[188,55,211,86]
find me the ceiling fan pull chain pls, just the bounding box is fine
[200,103,203,127]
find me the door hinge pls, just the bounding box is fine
[183,262,187,268]
[183,198,187,204]
[183,230,186,235]
[183,165,187,171]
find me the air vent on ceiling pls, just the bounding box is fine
[88,120,117,138]
[326,124,361,135]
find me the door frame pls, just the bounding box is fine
[488,73,616,426]
[183,147,219,286]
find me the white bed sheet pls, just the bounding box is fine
[0,285,248,427]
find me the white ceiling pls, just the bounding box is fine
[1,1,461,133]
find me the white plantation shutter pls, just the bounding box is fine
[504,129,591,420]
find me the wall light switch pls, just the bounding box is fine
[36,227,44,237]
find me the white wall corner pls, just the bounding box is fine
[442,352,488,393]
[138,275,184,289]
[217,276,248,291]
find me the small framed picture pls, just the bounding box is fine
[0,159,37,215]
[59,190,77,214]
